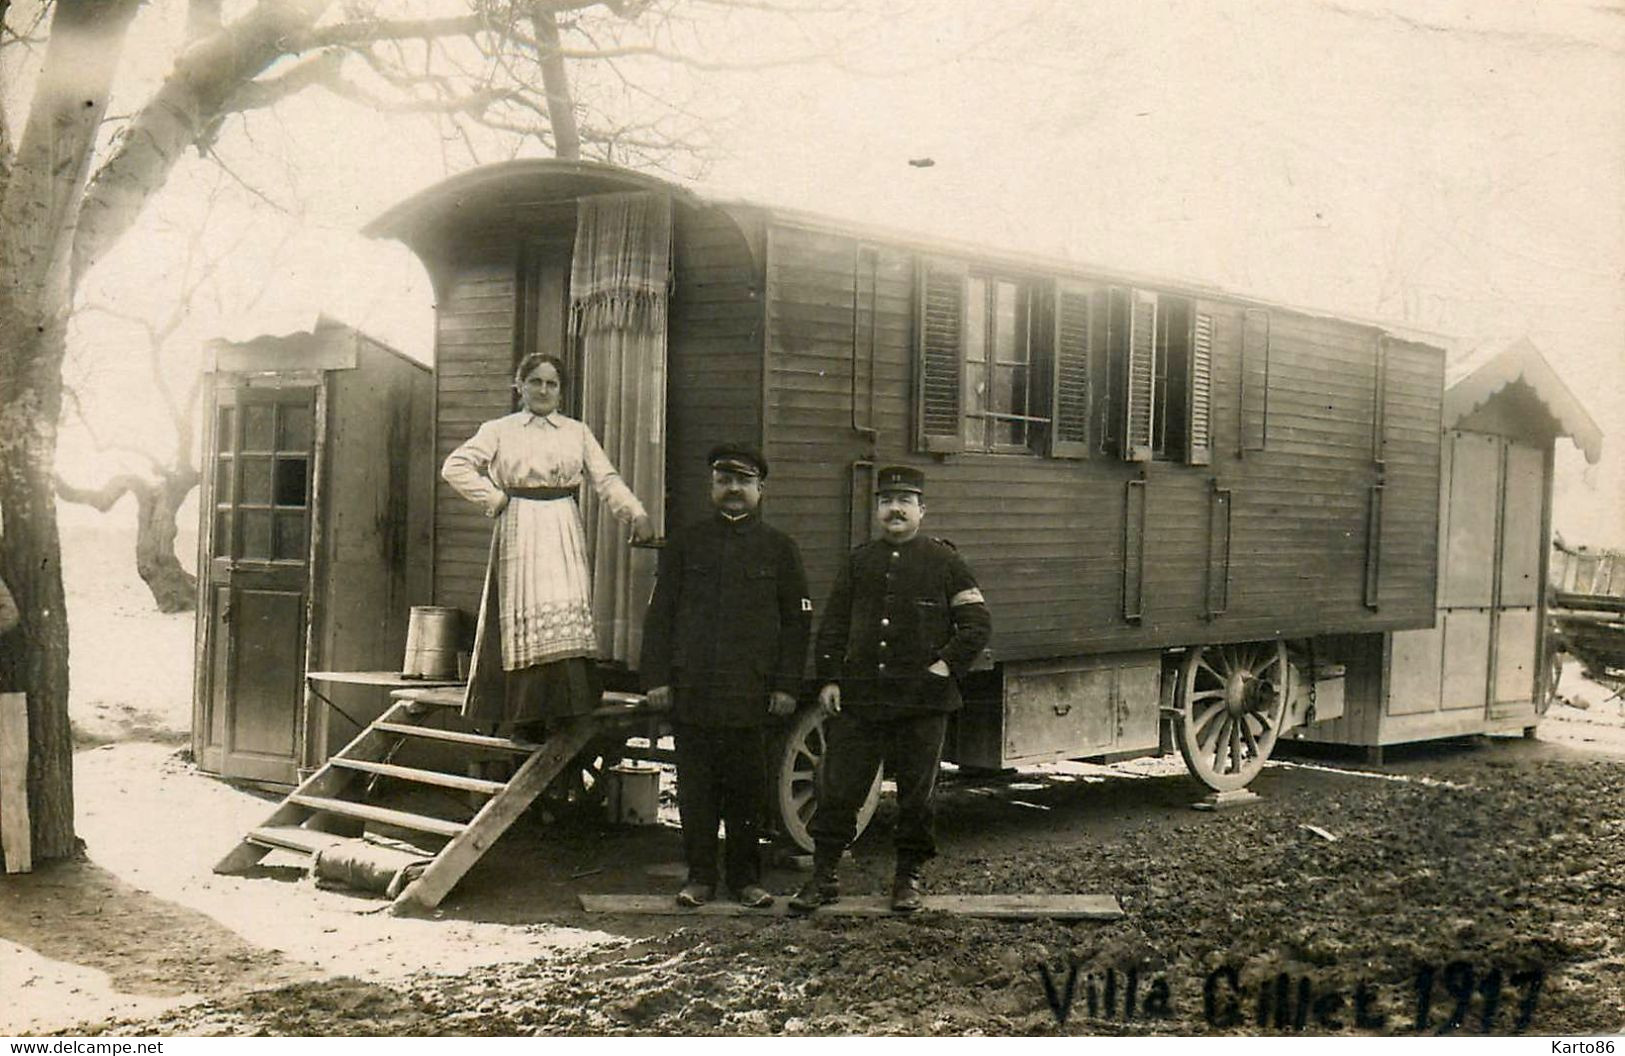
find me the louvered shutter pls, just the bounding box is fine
[1122,289,1157,462]
[915,257,967,453]
[1049,280,1093,459]
[1186,312,1214,465]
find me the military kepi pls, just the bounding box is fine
[709,442,768,479]
[876,465,925,495]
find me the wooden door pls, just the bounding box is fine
[199,385,317,783]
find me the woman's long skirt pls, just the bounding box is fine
[462,496,603,727]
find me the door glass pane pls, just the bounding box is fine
[278,402,313,452]
[274,512,308,561]
[214,457,233,503]
[964,279,987,363]
[241,457,273,505]
[242,404,274,452]
[212,510,233,559]
[216,407,235,453]
[274,458,308,508]
[241,511,272,560]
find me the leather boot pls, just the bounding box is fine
[891,859,924,913]
[788,851,840,914]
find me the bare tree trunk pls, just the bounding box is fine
[533,7,581,160]
[0,0,143,864]
[54,467,199,613]
[0,313,77,862]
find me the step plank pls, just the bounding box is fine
[578,893,1124,920]
[372,722,540,753]
[288,794,467,837]
[330,758,506,795]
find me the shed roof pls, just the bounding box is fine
[1444,336,1604,463]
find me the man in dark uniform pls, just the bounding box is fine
[641,444,811,908]
[791,465,992,913]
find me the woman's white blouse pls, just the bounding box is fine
[440,411,647,522]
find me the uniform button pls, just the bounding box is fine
[890,550,899,559]
[880,640,889,650]
[880,618,890,627]
[878,662,887,671]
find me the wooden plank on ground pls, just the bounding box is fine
[578,893,1124,920]
[0,693,30,874]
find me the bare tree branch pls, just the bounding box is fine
[52,472,151,512]
[219,49,347,114]
[299,13,489,48]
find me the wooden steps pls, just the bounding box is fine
[287,795,468,837]
[214,688,667,914]
[330,758,506,795]
[371,722,540,753]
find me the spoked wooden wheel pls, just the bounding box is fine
[775,708,883,854]
[1175,640,1290,792]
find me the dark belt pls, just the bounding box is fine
[506,485,577,501]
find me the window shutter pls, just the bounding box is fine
[1122,289,1157,462]
[1186,312,1214,465]
[915,256,967,453]
[1049,279,1093,459]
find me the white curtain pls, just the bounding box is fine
[571,192,671,665]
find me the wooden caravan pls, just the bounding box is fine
[1290,337,1604,758]
[360,158,1470,840]
[192,321,433,784]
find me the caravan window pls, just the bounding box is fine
[915,259,1050,456]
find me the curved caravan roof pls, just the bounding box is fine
[366,159,1462,347]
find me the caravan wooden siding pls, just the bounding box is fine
[430,238,517,614]
[754,219,1443,664]
[663,206,763,535]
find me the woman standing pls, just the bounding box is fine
[442,353,654,728]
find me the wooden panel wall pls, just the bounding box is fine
[758,221,1444,664]
[431,235,518,616]
[664,207,764,534]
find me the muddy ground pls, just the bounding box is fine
[10,715,1623,1037]
[6,514,1623,1036]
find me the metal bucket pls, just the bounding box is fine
[604,763,662,826]
[402,605,461,680]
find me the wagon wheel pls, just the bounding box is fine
[774,708,883,854]
[1175,640,1290,793]
[541,735,626,817]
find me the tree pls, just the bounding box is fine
[52,174,297,613]
[0,0,880,864]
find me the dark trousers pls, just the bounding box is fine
[810,710,948,865]
[672,722,768,890]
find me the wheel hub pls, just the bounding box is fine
[1224,670,1254,715]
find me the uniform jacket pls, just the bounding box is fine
[640,511,812,727]
[815,535,992,713]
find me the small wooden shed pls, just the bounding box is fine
[1291,337,1603,754]
[191,320,433,784]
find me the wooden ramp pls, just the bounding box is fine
[214,687,659,915]
[580,893,1124,920]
